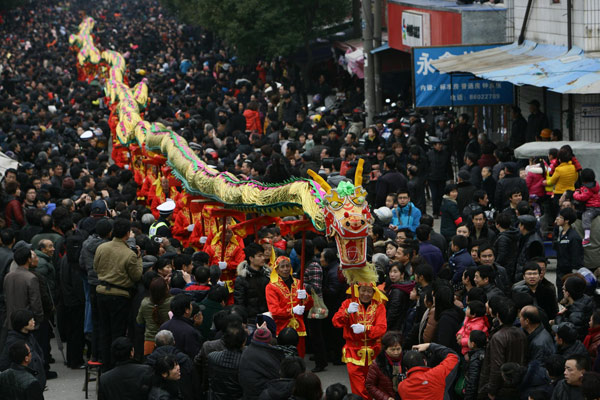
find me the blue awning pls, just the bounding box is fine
[371,43,391,54]
[431,40,600,94]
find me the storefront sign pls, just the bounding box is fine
[402,11,430,47]
[413,44,513,107]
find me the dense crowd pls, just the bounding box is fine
[0,1,600,400]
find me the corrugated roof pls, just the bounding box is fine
[430,40,600,94]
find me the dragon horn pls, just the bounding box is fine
[307,169,331,194]
[354,158,365,187]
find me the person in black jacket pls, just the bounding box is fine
[432,285,465,353]
[234,243,270,326]
[513,263,558,321]
[0,309,46,389]
[375,156,408,208]
[146,330,199,400]
[515,215,544,281]
[259,357,306,400]
[159,294,204,360]
[384,263,414,331]
[509,106,527,150]
[495,162,529,210]
[463,330,486,400]
[320,248,345,364]
[554,208,584,299]
[519,305,555,363]
[99,337,153,400]
[207,324,246,400]
[493,213,519,282]
[427,137,452,217]
[525,100,549,143]
[239,327,283,400]
[59,229,87,369]
[0,340,44,400]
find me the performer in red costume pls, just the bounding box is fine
[171,192,193,247]
[332,284,387,399]
[203,228,245,302]
[265,256,313,357]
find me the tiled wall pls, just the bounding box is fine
[512,0,600,52]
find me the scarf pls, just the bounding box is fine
[385,353,402,392]
[583,325,600,349]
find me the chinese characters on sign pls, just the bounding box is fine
[413,45,513,107]
[402,11,430,48]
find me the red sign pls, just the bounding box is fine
[388,3,462,52]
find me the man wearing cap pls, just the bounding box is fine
[265,256,313,357]
[515,214,544,281]
[554,322,589,360]
[332,283,387,399]
[149,199,175,239]
[526,99,549,143]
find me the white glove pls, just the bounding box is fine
[297,289,307,299]
[187,224,195,232]
[218,261,227,270]
[199,236,208,244]
[217,280,225,286]
[347,302,359,314]
[293,305,305,315]
[351,323,365,334]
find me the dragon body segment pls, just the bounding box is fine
[71,18,376,284]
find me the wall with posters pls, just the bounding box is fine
[413,44,513,108]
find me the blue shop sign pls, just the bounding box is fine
[413,44,513,108]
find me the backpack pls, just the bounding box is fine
[65,229,88,265]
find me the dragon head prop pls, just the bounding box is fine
[308,159,373,275]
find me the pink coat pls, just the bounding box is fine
[526,165,546,198]
[456,315,489,355]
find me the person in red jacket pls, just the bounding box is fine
[243,101,262,134]
[332,283,387,399]
[265,256,313,357]
[397,343,459,400]
[573,168,600,247]
[4,181,24,229]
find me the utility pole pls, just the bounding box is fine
[373,0,383,113]
[362,0,375,126]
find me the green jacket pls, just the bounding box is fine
[93,238,142,298]
[34,250,55,298]
[136,296,173,341]
[199,297,224,340]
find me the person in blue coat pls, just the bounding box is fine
[391,189,422,232]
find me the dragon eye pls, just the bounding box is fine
[329,201,343,209]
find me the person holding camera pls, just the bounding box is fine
[93,219,143,370]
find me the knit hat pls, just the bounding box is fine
[253,327,272,344]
